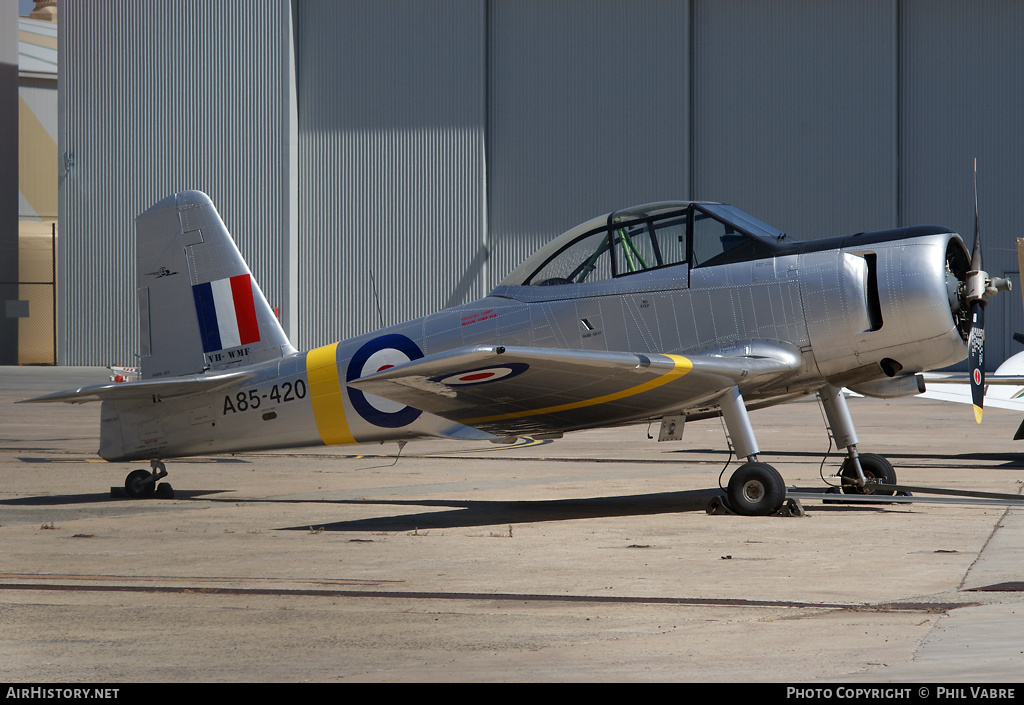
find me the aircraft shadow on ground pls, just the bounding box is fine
[278,489,725,532]
[0,489,228,506]
[0,487,890,522]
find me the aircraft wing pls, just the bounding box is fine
[917,349,1024,413]
[348,343,802,436]
[19,370,258,405]
[919,375,1024,412]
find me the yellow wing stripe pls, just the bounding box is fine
[463,354,693,424]
[306,343,356,445]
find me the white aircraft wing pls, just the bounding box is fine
[918,350,1024,412]
[347,343,802,437]
[920,378,1024,411]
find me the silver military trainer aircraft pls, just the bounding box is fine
[23,190,1010,516]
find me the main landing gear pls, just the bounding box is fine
[715,387,788,516]
[715,384,896,516]
[117,459,174,499]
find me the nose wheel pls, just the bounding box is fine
[840,453,897,495]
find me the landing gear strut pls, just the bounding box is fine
[120,460,174,499]
[818,384,898,494]
[714,383,897,516]
[718,386,787,516]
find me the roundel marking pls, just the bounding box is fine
[434,363,529,386]
[973,368,982,386]
[347,334,424,428]
[360,349,408,413]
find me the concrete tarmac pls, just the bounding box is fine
[1,366,1023,683]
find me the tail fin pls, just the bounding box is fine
[136,190,294,379]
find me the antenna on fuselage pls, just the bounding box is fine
[368,269,386,329]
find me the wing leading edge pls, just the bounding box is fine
[348,343,802,436]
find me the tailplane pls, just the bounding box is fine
[136,191,294,378]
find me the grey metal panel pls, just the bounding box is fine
[486,0,691,294]
[901,0,1024,370]
[691,0,898,241]
[0,0,17,364]
[297,0,487,349]
[58,0,296,365]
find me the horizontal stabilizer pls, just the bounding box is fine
[19,370,257,405]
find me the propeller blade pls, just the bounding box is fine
[961,162,1010,423]
[966,159,986,423]
[969,299,985,423]
[971,158,982,272]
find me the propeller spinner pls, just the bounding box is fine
[964,160,1012,422]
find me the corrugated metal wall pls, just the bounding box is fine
[58,1,297,364]
[900,0,1024,365]
[486,0,690,286]
[60,0,1024,368]
[692,0,899,238]
[297,0,487,348]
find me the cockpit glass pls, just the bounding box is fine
[692,211,745,266]
[699,204,784,239]
[528,229,614,286]
[499,201,784,289]
[524,210,690,286]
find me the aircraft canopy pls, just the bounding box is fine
[500,201,787,287]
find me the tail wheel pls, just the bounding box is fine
[840,453,897,495]
[726,462,786,516]
[124,469,156,499]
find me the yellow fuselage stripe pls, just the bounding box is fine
[464,354,693,424]
[306,343,356,445]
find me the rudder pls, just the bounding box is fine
[136,190,294,379]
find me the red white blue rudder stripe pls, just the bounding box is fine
[192,274,261,353]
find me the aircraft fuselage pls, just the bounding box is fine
[98,225,968,462]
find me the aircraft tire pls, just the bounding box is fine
[124,469,156,499]
[840,453,896,495]
[726,462,786,516]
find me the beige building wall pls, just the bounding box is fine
[17,12,57,364]
[17,222,54,363]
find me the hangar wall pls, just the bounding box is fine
[486,1,690,286]
[59,0,1024,367]
[692,1,899,236]
[900,0,1024,363]
[58,1,298,363]
[297,0,487,344]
